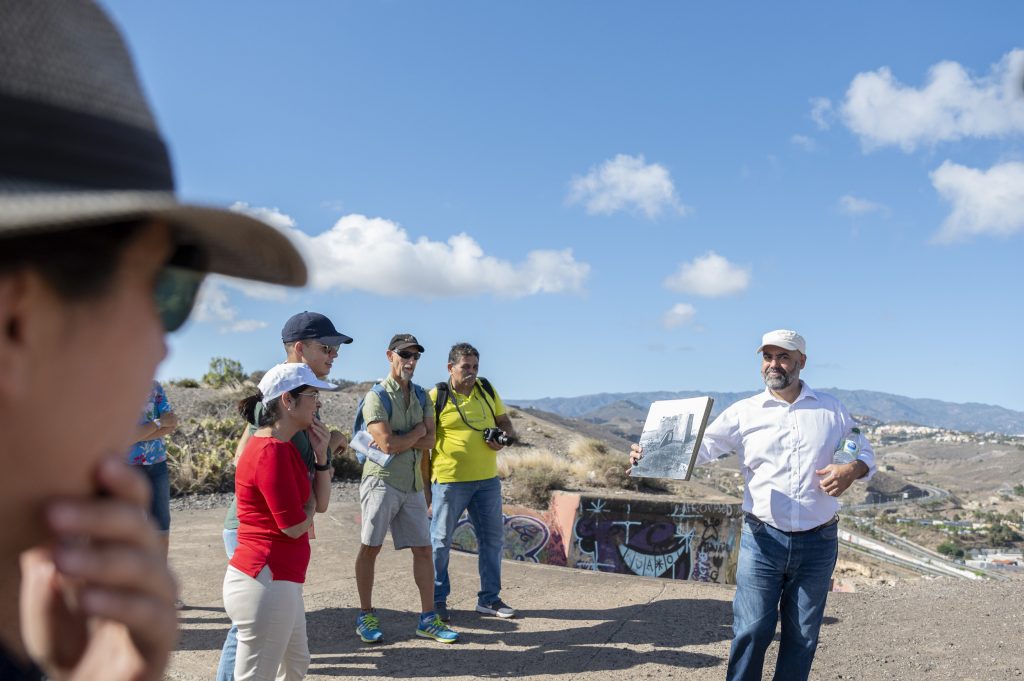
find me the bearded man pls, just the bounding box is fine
[630,329,874,681]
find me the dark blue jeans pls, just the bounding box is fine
[430,476,504,605]
[726,515,838,681]
[138,459,170,532]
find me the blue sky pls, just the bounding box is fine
[102,2,1024,411]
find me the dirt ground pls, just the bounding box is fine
[168,493,1024,681]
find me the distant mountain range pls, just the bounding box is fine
[508,388,1024,436]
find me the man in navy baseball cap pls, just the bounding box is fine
[282,311,354,347]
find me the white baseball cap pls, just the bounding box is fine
[756,329,806,355]
[257,363,340,405]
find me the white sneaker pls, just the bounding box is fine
[476,599,516,618]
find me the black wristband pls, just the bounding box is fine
[314,461,331,472]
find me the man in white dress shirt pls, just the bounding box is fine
[631,329,874,681]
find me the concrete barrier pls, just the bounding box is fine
[452,490,743,584]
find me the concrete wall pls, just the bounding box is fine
[451,490,743,584]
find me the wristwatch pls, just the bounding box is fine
[152,418,162,429]
[314,460,331,471]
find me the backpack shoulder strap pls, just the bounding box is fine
[477,377,496,399]
[353,382,393,433]
[372,382,392,420]
[474,377,498,422]
[411,383,428,420]
[433,381,450,428]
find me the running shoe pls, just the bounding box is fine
[356,611,384,643]
[475,599,516,618]
[416,613,459,643]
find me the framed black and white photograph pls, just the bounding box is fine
[630,397,714,481]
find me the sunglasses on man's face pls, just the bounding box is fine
[315,341,341,354]
[154,264,205,332]
[395,349,421,360]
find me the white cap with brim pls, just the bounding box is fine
[258,363,341,405]
[756,329,806,355]
[0,2,306,287]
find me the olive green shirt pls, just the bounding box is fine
[361,375,433,493]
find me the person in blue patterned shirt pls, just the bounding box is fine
[128,381,179,561]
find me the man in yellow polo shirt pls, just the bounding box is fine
[425,342,518,622]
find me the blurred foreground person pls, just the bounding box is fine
[0,2,306,679]
[629,330,875,681]
[225,364,339,681]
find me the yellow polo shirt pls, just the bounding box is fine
[429,381,505,484]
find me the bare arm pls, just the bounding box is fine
[281,494,317,539]
[410,414,435,451]
[132,412,179,443]
[495,413,516,440]
[366,420,427,454]
[233,427,253,466]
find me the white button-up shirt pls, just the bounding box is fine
[696,382,875,532]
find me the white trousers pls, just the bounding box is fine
[223,565,309,681]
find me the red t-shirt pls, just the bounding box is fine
[230,436,311,583]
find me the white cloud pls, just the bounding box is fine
[841,49,1024,152]
[568,154,688,219]
[231,202,297,231]
[193,278,269,334]
[231,204,590,298]
[662,303,696,329]
[930,160,1024,242]
[810,97,834,130]
[838,194,888,216]
[663,251,751,298]
[791,134,818,152]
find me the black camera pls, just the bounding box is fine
[482,427,514,446]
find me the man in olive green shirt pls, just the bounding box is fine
[354,334,458,644]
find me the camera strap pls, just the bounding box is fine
[448,381,497,432]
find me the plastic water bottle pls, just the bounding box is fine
[833,428,861,464]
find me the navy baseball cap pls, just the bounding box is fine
[281,311,353,345]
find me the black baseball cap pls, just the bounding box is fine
[388,333,424,353]
[281,311,353,345]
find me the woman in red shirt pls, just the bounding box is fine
[222,363,338,681]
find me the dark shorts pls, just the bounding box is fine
[138,459,171,532]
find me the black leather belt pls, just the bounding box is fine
[745,513,839,535]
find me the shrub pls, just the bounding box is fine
[166,416,245,495]
[203,357,246,389]
[169,378,200,388]
[937,540,965,558]
[497,449,571,508]
[331,432,363,480]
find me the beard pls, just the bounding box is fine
[763,367,797,390]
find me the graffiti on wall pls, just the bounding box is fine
[571,498,741,583]
[451,509,567,565]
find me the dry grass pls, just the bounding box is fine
[498,449,572,508]
[567,437,630,488]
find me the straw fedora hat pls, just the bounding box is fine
[0,0,306,286]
